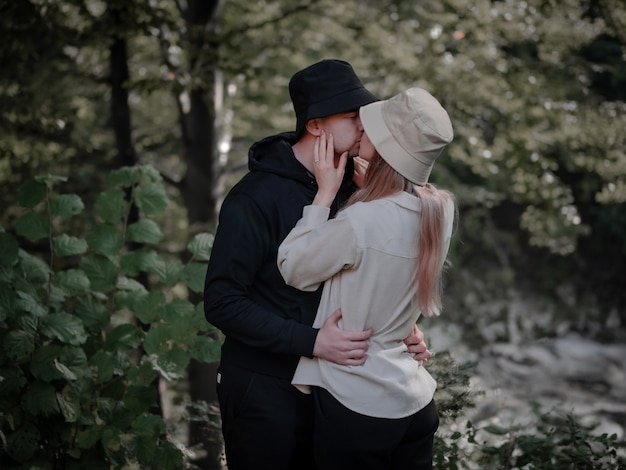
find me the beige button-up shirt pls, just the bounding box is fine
[278,191,454,419]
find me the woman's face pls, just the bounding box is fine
[357,131,377,162]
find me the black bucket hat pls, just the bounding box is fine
[289,60,379,138]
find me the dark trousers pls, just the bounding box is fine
[312,387,439,470]
[216,364,315,470]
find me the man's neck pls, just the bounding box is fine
[292,137,316,174]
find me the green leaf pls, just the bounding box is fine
[192,302,213,332]
[127,219,163,244]
[133,290,166,324]
[182,262,208,293]
[116,276,147,292]
[143,325,172,355]
[5,423,40,462]
[80,254,118,292]
[108,166,142,187]
[40,312,87,346]
[167,311,198,344]
[0,231,19,266]
[135,435,158,465]
[57,385,81,422]
[53,234,88,257]
[96,397,118,421]
[153,440,184,469]
[0,367,27,409]
[158,259,184,285]
[190,335,221,363]
[15,212,49,241]
[113,290,135,312]
[15,291,47,317]
[137,164,162,183]
[35,174,67,184]
[149,347,190,381]
[22,381,59,415]
[94,188,128,224]
[163,297,195,323]
[86,224,123,255]
[75,295,110,333]
[30,345,65,381]
[18,250,50,283]
[89,351,116,384]
[77,426,103,450]
[48,284,66,310]
[16,181,47,208]
[2,330,35,361]
[126,359,158,386]
[101,426,121,452]
[123,385,155,413]
[30,345,89,382]
[484,424,509,435]
[133,414,166,438]
[187,233,214,261]
[16,312,38,335]
[163,305,199,343]
[0,283,17,321]
[133,183,168,215]
[105,323,143,350]
[121,248,165,277]
[54,358,78,380]
[54,269,91,296]
[50,194,84,218]
[111,348,132,375]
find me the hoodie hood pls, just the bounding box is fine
[248,132,314,185]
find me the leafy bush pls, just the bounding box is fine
[0,165,219,469]
[472,410,626,470]
[431,355,626,469]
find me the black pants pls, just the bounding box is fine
[216,364,315,470]
[313,387,439,470]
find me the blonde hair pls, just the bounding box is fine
[344,154,456,317]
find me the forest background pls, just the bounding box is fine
[1,0,625,469]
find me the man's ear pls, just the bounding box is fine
[305,118,323,137]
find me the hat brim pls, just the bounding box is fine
[296,87,378,137]
[359,101,435,186]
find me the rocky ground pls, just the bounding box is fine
[429,324,626,440]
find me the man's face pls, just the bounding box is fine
[317,111,364,158]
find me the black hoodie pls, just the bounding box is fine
[204,132,356,379]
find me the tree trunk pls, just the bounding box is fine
[180,1,226,469]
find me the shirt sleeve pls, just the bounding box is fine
[278,205,358,291]
[204,192,318,357]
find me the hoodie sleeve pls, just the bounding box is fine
[278,205,358,290]
[204,191,318,358]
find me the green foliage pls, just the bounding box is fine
[0,165,218,469]
[429,358,626,469]
[470,410,626,469]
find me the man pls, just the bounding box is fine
[204,59,432,470]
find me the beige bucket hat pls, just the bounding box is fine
[359,87,453,186]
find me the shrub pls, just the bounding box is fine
[0,165,219,469]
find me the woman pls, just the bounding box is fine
[277,87,456,470]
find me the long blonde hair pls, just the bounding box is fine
[344,154,456,317]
